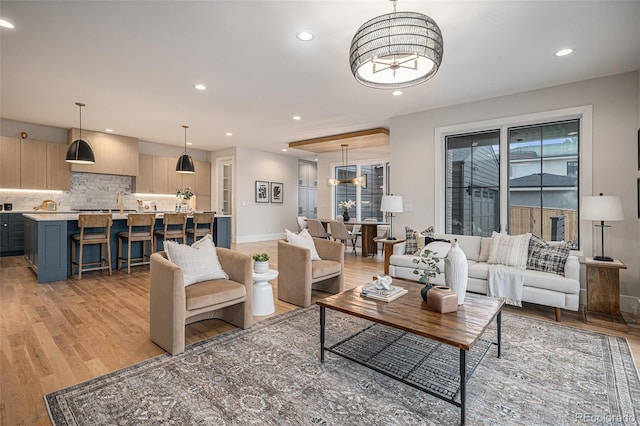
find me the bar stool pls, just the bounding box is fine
[186,212,215,243]
[154,212,187,251]
[71,213,113,279]
[117,213,156,273]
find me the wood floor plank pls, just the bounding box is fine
[1,241,638,425]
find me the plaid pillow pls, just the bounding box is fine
[526,234,571,275]
[404,226,418,255]
[414,226,436,253]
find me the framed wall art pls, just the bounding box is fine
[637,178,640,218]
[637,128,640,170]
[270,182,284,203]
[255,180,269,203]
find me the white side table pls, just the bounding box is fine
[252,269,278,316]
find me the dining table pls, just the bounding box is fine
[318,219,388,256]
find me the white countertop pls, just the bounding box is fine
[22,212,231,221]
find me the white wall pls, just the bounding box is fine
[390,71,640,313]
[234,146,299,243]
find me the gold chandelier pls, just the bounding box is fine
[326,144,366,187]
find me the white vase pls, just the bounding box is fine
[254,261,269,274]
[444,239,468,304]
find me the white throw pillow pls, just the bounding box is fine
[285,228,322,261]
[487,231,531,268]
[478,237,492,262]
[164,234,228,286]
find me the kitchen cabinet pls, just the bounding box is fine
[68,128,139,176]
[19,140,70,190]
[0,137,20,188]
[166,158,181,195]
[1,213,25,256]
[135,154,154,193]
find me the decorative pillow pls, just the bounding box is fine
[285,228,321,261]
[404,227,418,255]
[526,234,571,275]
[487,231,531,268]
[478,237,492,262]
[164,234,228,286]
[414,226,436,252]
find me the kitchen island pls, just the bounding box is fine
[23,212,232,283]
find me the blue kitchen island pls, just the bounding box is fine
[23,213,232,283]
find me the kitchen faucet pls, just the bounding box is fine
[116,192,124,215]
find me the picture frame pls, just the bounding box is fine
[255,180,269,203]
[637,178,640,218]
[638,128,640,170]
[270,182,284,203]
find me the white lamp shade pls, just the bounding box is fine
[581,195,624,221]
[380,195,403,213]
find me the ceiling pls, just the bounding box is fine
[1,1,639,157]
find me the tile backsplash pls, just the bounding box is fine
[0,172,179,212]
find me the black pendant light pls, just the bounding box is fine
[176,125,195,174]
[65,102,96,164]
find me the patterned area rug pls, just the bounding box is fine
[46,306,640,425]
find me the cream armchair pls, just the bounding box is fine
[277,237,344,308]
[149,248,253,355]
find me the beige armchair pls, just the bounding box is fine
[149,248,253,355]
[277,237,344,308]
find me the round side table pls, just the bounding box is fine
[252,269,278,316]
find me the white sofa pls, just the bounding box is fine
[388,234,580,321]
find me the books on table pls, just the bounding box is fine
[360,283,408,302]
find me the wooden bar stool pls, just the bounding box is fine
[154,212,187,251]
[71,213,113,279]
[118,213,156,273]
[186,212,215,243]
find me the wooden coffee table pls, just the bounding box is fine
[317,280,504,425]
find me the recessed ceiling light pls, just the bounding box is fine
[0,19,15,29]
[292,116,301,121]
[105,128,114,133]
[282,148,288,152]
[392,90,403,96]
[555,48,573,57]
[186,142,193,146]
[194,83,207,91]
[296,31,314,41]
[225,132,233,136]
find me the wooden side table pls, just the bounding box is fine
[581,257,628,331]
[381,239,406,275]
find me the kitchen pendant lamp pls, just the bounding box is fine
[326,144,365,187]
[349,0,443,89]
[176,125,195,174]
[65,102,96,164]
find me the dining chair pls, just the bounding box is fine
[307,219,329,239]
[328,221,358,254]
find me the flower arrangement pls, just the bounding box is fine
[412,248,447,284]
[338,199,356,212]
[252,253,270,262]
[176,187,194,200]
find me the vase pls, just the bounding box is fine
[254,261,269,274]
[420,283,434,302]
[426,286,458,313]
[342,211,350,222]
[444,239,468,304]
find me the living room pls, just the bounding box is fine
[1,1,640,424]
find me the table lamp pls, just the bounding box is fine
[581,193,624,261]
[380,195,403,240]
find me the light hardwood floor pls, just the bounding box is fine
[1,241,638,425]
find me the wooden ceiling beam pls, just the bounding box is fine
[288,128,389,153]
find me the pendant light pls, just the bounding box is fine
[326,144,366,187]
[349,0,443,89]
[176,125,195,174]
[65,102,96,164]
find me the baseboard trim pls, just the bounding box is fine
[235,233,285,244]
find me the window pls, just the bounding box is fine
[508,120,579,247]
[333,162,388,221]
[444,119,580,247]
[445,131,500,236]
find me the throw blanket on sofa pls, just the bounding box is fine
[488,264,524,306]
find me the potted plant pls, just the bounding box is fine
[252,253,270,274]
[338,199,356,221]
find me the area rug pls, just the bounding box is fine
[46,306,640,425]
